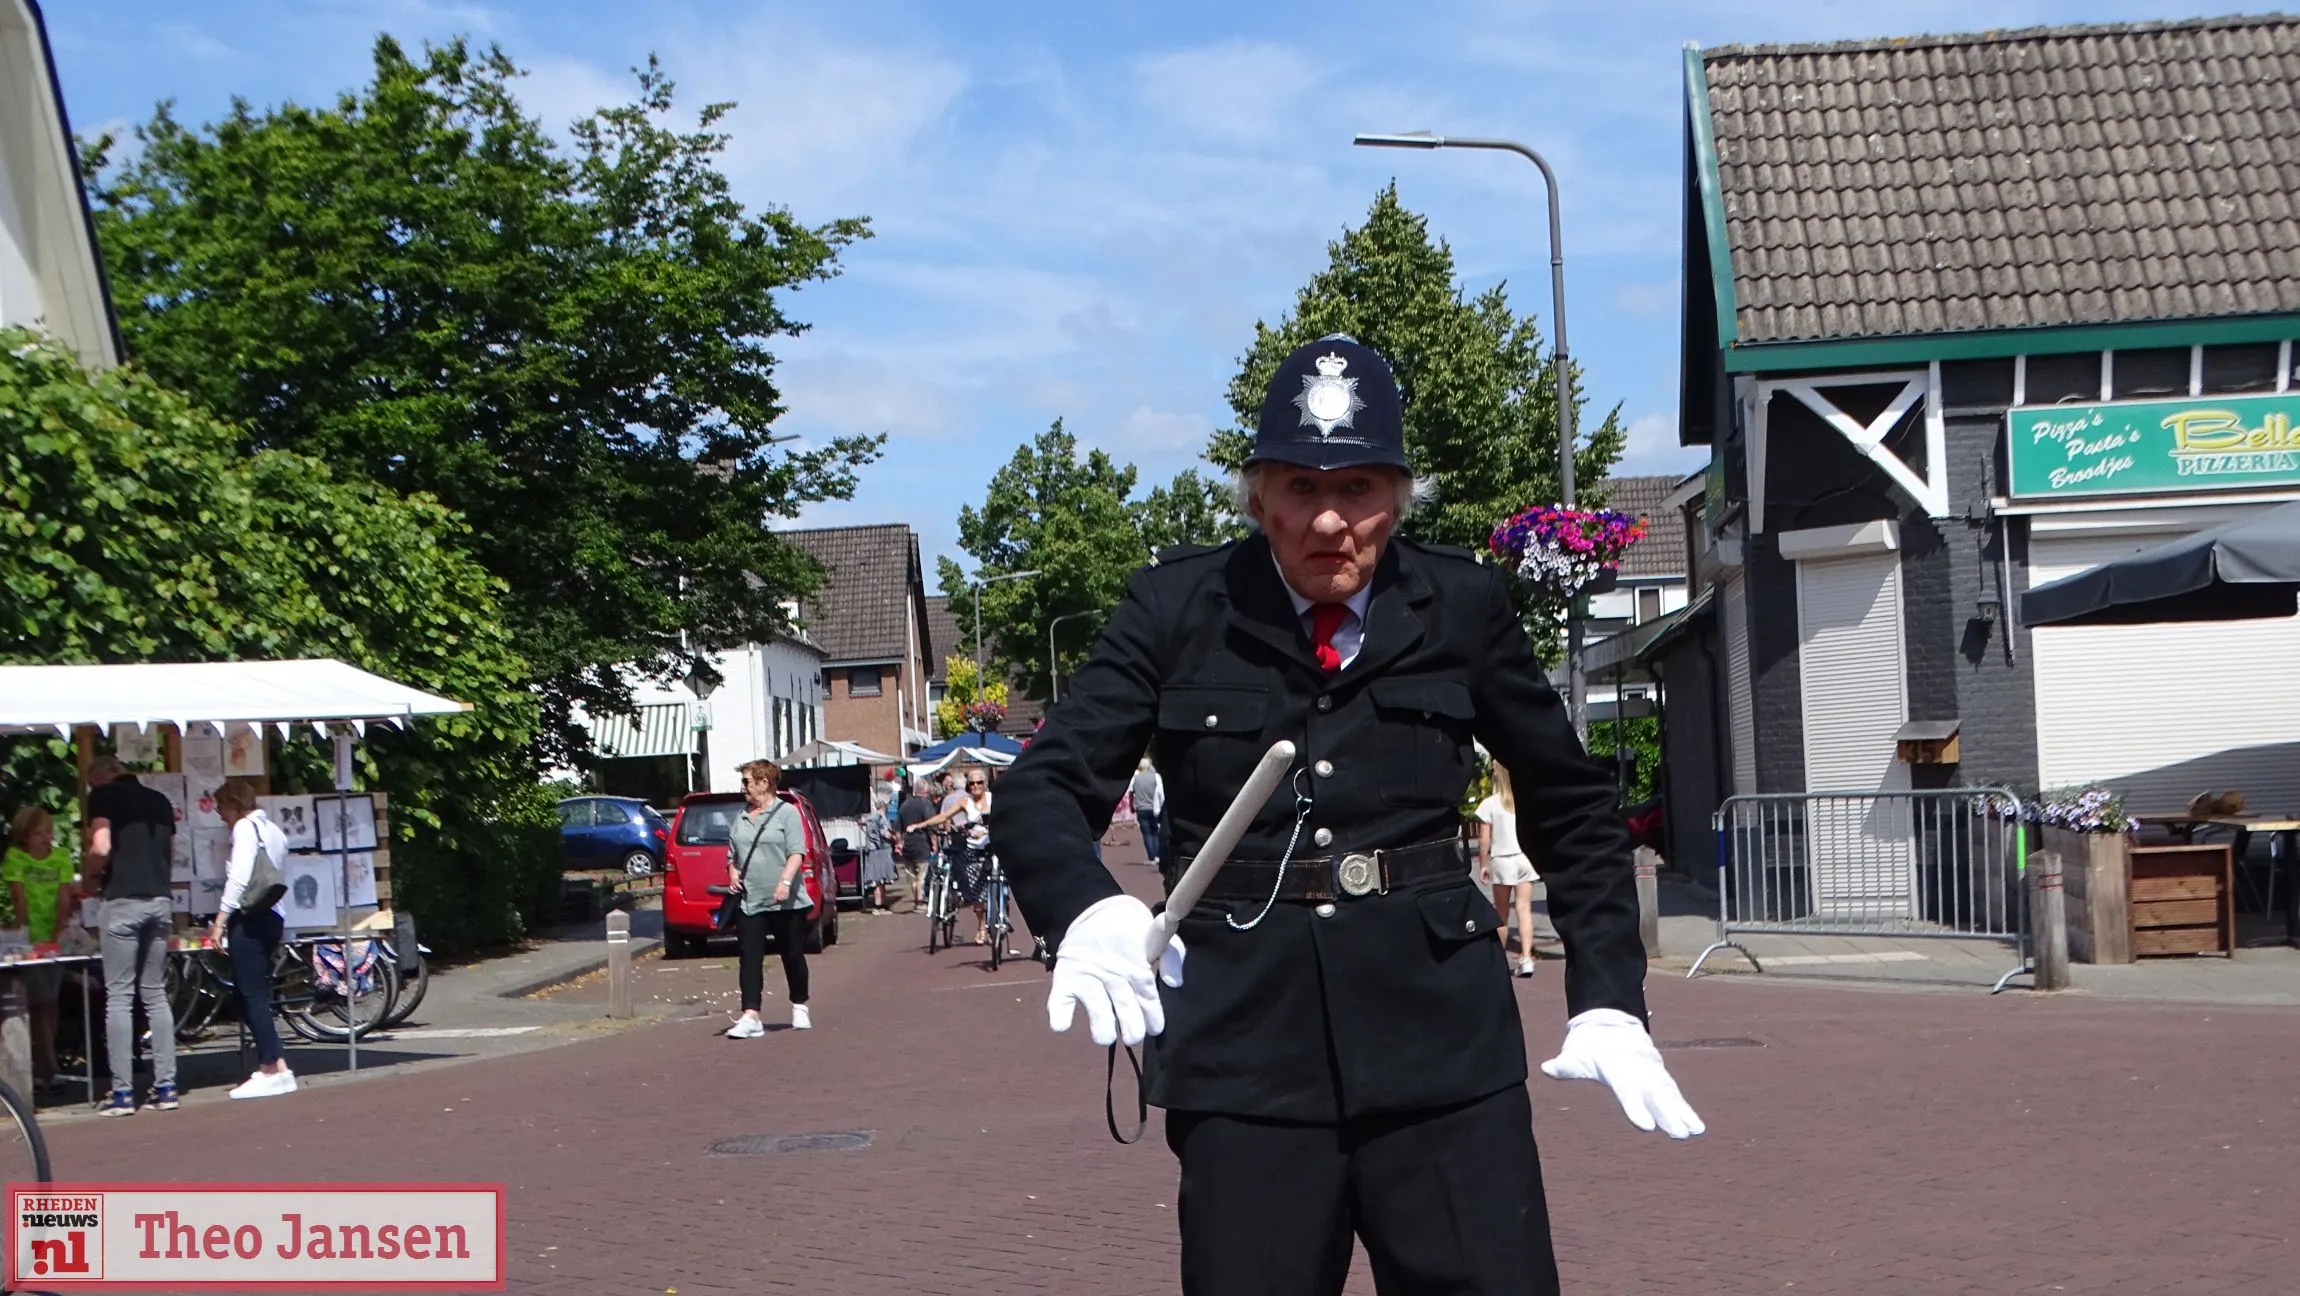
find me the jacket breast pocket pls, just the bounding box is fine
[1369,678,1476,808]
[1156,686,1270,808]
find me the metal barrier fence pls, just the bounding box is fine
[1687,789,2033,993]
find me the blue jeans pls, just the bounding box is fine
[1138,811,1162,866]
[228,909,287,1066]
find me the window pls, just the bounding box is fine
[848,667,883,697]
[1637,587,1663,623]
[557,801,594,828]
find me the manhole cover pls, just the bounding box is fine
[707,1129,876,1157]
[1656,1037,1765,1051]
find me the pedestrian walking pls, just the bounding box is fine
[922,770,995,944]
[209,778,294,1100]
[859,781,899,912]
[1476,764,1541,977]
[998,335,1702,1296]
[897,777,938,913]
[1130,759,1166,870]
[724,760,813,1036]
[82,755,179,1117]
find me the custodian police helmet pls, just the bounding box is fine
[1247,333,1409,473]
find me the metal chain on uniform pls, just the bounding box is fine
[1226,766,1316,932]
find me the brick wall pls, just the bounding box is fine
[821,665,901,757]
[1935,358,2039,793]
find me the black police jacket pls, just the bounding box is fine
[996,533,1648,1121]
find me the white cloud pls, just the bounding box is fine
[1131,39,1322,144]
[1102,406,1208,458]
[162,25,240,62]
[1614,410,1706,480]
[775,351,961,442]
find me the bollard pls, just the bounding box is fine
[605,910,633,1020]
[2033,850,2070,992]
[1634,848,1663,960]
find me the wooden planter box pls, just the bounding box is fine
[2042,826,2131,964]
[2127,844,2234,958]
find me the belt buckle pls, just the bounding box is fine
[1336,852,1379,898]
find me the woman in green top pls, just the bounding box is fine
[4,805,81,1089]
[725,759,813,1039]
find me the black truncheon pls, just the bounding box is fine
[995,533,1649,1122]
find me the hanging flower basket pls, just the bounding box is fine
[1488,503,1648,598]
[963,699,1007,732]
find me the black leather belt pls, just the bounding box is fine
[1192,838,1467,904]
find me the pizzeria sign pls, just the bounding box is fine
[2007,393,2300,499]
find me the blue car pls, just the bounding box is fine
[557,796,669,876]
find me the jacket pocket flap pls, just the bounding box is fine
[1417,884,1502,941]
[1158,687,1268,733]
[1369,678,1475,720]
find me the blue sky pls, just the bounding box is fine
[49,0,2206,570]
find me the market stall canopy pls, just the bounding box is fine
[779,737,895,768]
[2021,500,2300,627]
[908,746,1016,779]
[908,730,1023,763]
[0,658,470,735]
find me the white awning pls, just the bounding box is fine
[584,702,695,760]
[0,659,469,736]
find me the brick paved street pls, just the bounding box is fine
[35,844,2300,1294]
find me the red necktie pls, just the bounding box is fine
[1308,602,1349,673]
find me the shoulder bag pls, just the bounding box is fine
[242,819,289,913]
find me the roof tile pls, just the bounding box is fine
[1700,16,2300,343]
[782,525,928,666]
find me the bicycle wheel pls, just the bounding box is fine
[924,870,947,953]
[0,1078,52,1188]
[287,946,399,1044]
[382,960,428,1028]
[987,876,1006,970]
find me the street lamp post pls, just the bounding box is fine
[1353,130,1587,738]
[971,569,1042,731]
[1047,610,1098,705]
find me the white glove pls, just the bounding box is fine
[1046,895,1186,1047]
[1539,1007,1706,1139]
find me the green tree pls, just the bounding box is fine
[82,37,879,758]
[1133,467,1244,552]
[932,656,1010,739]
[0,329,546,951]
[937,420,1144,700]
[1209,186,1626,652]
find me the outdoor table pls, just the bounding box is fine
[0,950,111,1106]
[2131,814,2300,949]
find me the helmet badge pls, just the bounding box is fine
[1293,351,1365,437]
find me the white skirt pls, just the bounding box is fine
[1485,852,1537,887]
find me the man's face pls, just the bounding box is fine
[1249,465,1402,602]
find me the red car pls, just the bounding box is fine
[661,790,841,958]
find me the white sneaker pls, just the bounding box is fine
[791,1004,811,1030]
[1516,958,1536,978]
[726,1016,765,1039]
[228,1070,296,1101]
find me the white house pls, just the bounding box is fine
[0,0,118,367]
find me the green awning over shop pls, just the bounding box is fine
[587,702,693,759]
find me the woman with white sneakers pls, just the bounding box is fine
[1475,764,1541,977]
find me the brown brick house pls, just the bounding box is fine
[784,525,936,757]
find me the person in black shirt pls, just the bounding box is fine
[896,778,938,914]
[83,755,179,1116]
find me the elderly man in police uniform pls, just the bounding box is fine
[995,335,1702,1296]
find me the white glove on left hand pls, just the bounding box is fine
[1540,1008,1706,1139]
[1046,895,1185,1047]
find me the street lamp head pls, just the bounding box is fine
[1353,131,1444,149]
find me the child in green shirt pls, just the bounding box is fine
[4,806,79,1089]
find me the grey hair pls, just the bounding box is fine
[1230,464,1433,532]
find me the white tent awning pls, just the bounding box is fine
[0,659,470,735]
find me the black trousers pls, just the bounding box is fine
[227,909,287,1066]
[737,908,809,1012]
[1165,1084,1557,1296]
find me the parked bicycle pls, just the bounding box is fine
[0,1074,50,1187]
[168,938,398,1046]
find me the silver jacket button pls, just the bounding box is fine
[1312,827,1333,848]
[1314,903,1336,918]
[1463,919,1478,933]
[1204,714,1219,728]
[1316,695,1333,712]
[1314,759,1334,777]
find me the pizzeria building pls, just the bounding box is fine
[1649,16,2300,869]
